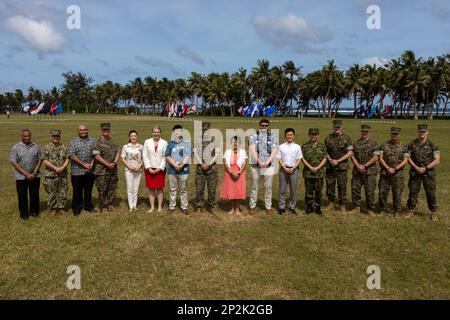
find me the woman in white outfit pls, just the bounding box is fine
[143,126,168,213]
[121,130,143,212]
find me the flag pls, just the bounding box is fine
[243,105,253,117]
[57,102,63,115]
[264,105,276,117]
[187,104,196,114]
[250,103,260,117]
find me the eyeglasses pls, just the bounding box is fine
[260,124,269,128]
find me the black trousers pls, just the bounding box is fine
[71,174,95,213]
[16,178,40,219]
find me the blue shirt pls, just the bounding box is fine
[165,138,191,175]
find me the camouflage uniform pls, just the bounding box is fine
[194,123,219,211]
[351,127,379,211]
[92,124,119,209]
[378,132,409,213]
[407,128,439,212]
[41,131,68,210]
[324,122,353,205]
[302,130,327,210]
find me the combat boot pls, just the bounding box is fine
[315,206,323,215]
[325,202,335,212]
[405,209,414,219]
[348,205,360,215]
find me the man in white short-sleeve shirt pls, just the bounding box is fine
[277,128,303,214]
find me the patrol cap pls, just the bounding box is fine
[332,120,342,127]
[50,129,61,136]
[417,124,428,132]
[202,122,211,130]
[361,124,371,132]
[100,123,111,130]
[391,127,401,134]
[308,128,320,134]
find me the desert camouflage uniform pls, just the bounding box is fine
[194,133,219,210]
[41,143,68,209]
[351,138,380,211]
[302,140,327,209]
[324,133,353,205]
[379,141,409,212]
[92,137,119,209]
[407,138,439,212]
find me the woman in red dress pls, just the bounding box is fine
[143,126,168,212]
[220,136,247,215]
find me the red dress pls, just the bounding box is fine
[145,144,166,189]
[220,151,246,200]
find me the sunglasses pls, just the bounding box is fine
[260,124,269,128]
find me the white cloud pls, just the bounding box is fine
[251,13,333,54]
[431,3,450,22]
[175,46,205,65]
[360,57,388,68]
[6,15,65,55]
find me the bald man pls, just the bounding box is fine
[67,125,97,216]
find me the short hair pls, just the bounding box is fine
[231,135,242,144]
[152,126,161,133]
[20,129,31,136]
[285,128,295,135]
[259,119,270,125]
[173,125,183,131]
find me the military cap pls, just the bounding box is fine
[308,128,320,134]
[50,129,61,136]
[361,124,371,132]
[202,122,211,130]
[391,127,401,134]
[417,124,428,132]
[332,119,343,127]
[100,123,111,130]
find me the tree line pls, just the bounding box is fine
[1,50,449,119]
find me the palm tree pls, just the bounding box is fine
[250,59,270,104]
[282,60,301,115]
[345,64,364,118]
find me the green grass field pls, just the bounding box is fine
[0,114,449,299]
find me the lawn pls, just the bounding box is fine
[0,114,449,299]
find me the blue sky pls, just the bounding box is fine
[0,0,449,93]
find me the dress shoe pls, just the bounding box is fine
[278,208,286,215]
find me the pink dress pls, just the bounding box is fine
[220,151,246,200]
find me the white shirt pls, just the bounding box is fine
[277,141,303,167]
[223,149,247,169]
[121,143,143,172]
[143,138,168,170]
